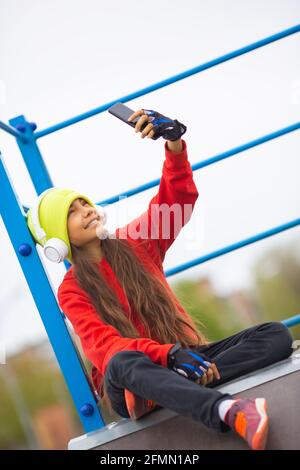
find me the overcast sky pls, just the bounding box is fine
[0,0,299,357]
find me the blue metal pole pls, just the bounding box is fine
[33,24,300,139]
[0,131,106,432]
[165,218,300,277]
[7,116,71,272]
[9,116,54,193]
[282,314,300,328]
[191,123,300,172]
[0,120,28,142]
[97,121,300,206]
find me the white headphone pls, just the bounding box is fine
[29,188,108,264]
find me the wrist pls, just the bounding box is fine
[167,139,183,153]
[167,341,181,367]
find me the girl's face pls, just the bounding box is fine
[67,198,101,248]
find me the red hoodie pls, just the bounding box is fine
[57,139,200,398]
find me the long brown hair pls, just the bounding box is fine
[71,235,208,414]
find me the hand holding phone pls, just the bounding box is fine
[108,102,157,139]
[108,102,187,141]
[127,109,158,140]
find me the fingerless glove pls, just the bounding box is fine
[167,340,213,382]
[143,109,187,141]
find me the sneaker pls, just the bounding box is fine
[224,397,269,451]
[124,388,160,420]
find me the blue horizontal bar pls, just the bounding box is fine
[282,314,300,328]
[98,121,300,206]
[0,120,28,142]
[191,122,300,172]
[22,120,300,214]
[34,24,300,139]
[164,218,300,277]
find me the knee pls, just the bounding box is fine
[261,321,294,360]
[106,350,147,376]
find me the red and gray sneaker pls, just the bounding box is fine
[224,397,269,451]
[124,388,160,421]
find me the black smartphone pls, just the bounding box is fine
[108,102,158,139]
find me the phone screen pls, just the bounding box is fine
[108,103,138,128]
[108,102,156,136]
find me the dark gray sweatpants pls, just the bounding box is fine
[104,321,293,432]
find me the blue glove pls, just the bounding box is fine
[167,340,212,382]
[143,109,187,141]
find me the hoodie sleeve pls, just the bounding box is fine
[116,139,199,263]
[57,280,175,377]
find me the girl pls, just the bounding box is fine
[27,108,293,451]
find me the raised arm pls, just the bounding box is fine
[148,138,199,261]
[117,138,199,263]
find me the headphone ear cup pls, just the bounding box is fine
[96,206,107,225]
[43,238,69,263]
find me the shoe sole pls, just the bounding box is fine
[124,388,157,420]
[251,398,269,451]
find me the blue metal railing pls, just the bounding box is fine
[0,155,103,432]
[33,24,300,139]
[0,121,28,142]
[282,314,300,328]
[164,218,300,277]
[95,121,300,206]
[0,23,299,435]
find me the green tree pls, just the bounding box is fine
[251,238,300,340]
[171,278,248,343]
